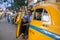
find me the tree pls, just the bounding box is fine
[11,0,26,11]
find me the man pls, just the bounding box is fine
[21,9,32,39]
[22,9,32,22]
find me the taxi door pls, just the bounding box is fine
[16,10,34,38]
[16,11,23,38]
[28,8,54,40]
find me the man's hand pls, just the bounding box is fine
[23,23,29,26]
[23,24,27,26]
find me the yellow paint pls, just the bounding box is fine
[28,3,60,40]
[28,28,54,40]
[16,12,22,38]
[15,12,22,24]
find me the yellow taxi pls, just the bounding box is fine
[16,2,60,40]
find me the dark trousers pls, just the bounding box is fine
[20,20,29,35]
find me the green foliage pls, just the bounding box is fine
[11,0,26,10]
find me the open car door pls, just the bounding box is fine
[16,12,22,38]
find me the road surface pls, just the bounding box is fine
[0,18,25,40]
[0,18,17,40]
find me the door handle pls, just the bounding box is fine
[42,24,48,27]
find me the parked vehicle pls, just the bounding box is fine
[0,10,4,19]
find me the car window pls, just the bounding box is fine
[34,8,43,20]
[34,8,51,24]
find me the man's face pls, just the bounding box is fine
[27,10,31,13]
[27,10,31,15]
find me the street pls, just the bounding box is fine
[0,18,18,40]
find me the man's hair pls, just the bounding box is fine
[27,9,32,12]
